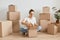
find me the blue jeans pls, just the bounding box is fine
[20,28,28,33]
[20,26,42,33]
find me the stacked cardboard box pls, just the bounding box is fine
[43,6,50,13]
[12,20,20,33]
[8,4,15,12]
[7,12,20,20]
[7,12,20,33]
[0,21,12,37]
[39,13,50,20]
[39,6,50,32]
[7,5,20,33]
[39,13,50,32]
[40,20,50,32]
[47,23,58,35]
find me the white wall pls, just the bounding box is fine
[0,0,60,23]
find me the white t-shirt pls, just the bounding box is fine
[21,16,36,29]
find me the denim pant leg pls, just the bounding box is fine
[20,28,28,33]
[37,26,42,31]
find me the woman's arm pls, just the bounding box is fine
[21,19,26,25]
[33,23,38,29]
[21,19,33,29]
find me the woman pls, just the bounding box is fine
[20,9,42,36]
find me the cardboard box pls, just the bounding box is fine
[12,20,20,33]
[0,21,12,37]
[39,13,50,20]
[55,23,60,32]
[40,20,49,32]
[43,6,50,13]
[47,23,58,35]
[28,29,37,37]
[7,12,20,21]
[8,5,15,12]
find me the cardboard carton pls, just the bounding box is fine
[55,23,60,32]
[28,29,37,37]
[47,23,58,35]
[0,21,12,37]
[8,5,15,12]
[7,12,20,21]
[40,20,49,32]
[43,6,50,13]
[12,20,20,33]
[39,13,50,20]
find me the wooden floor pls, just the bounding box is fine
[0,32,60,40]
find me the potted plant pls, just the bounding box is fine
[54,10,60,23]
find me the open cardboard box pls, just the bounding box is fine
[27,24,37,37]
[28,29,37,37]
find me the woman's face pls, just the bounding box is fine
[29,11,34,17]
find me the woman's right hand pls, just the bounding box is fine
[26,23,33,29]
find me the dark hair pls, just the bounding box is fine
[29,9,34,14]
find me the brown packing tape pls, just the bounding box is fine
[39,13,50,20]
[12,20,20,33]
[7,12,20,21]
